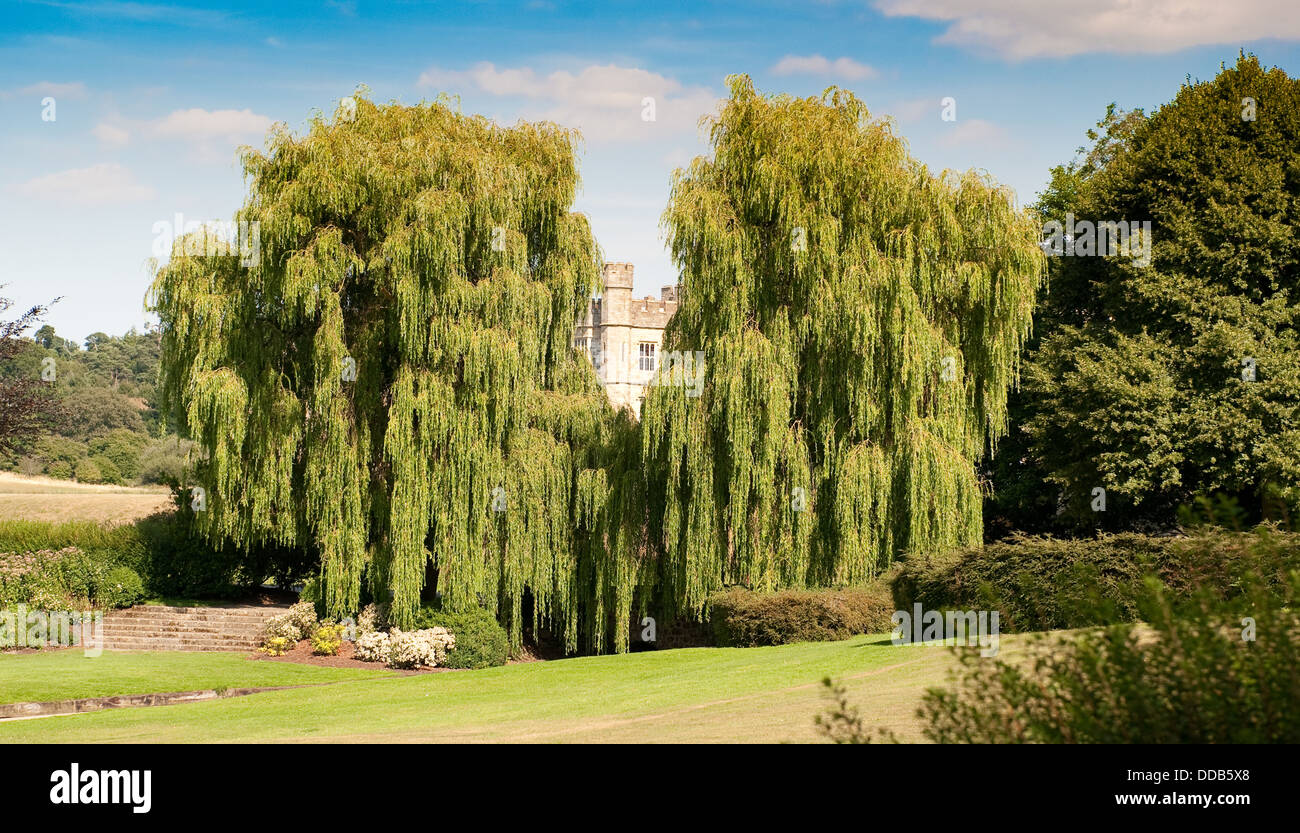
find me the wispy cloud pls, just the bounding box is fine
[9,162,156,205]
[92,122,130,145]
[84,107,274,159]
[873,0,1300,59]
[37,1,230,26]
[770,54,877,81]
[418,62,718,142]
[0,81,87,100]
[938,118,1009,147]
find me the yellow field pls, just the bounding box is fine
[0,473,173,526]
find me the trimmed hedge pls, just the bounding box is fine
[890,527,1300,632]
[708,585,896,647]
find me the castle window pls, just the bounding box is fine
[592,299,602,327]
[638,342,656,371]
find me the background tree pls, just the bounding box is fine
[1011,54,1300,528]
[0,289,63,456]
[983,104,1147,537]
[150,93,641,651]
[641,77,1044,618]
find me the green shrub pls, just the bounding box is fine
[138,437,194,486]
[99,565,144,608]
[89,429,147,482]
[890,527,1300,633]
[708,585,896,647]
[45,460,72,479]
[411,606,509,668]
[918,574,1300,743]
[0,546,143,610]
[74,458,103,483]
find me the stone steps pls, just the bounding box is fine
[96,603,290,652]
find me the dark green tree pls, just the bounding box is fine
[1015,54,1300,527]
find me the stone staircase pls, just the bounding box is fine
[99,604,290,652]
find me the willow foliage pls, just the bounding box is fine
[643,77,1044,618]
[149,94,643,651]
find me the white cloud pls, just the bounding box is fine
[418,62,718,142]
[92,122,130,145]
[76,107,274,161]
[874,0,1300,59]
[9,163,156,205]
[938,118,1009,147]
[147,108,273,141]
[770,54,877,81]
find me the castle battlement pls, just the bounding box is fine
[574,262,679,415]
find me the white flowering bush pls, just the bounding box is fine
[357,603,386,636]
[263,613,303,645]
[386,627,456,669]
[286,601,318,637]
[354,630,392,663]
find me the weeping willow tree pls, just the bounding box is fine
[148,93,645,652]
[642,77,1045,619]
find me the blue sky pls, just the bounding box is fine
[3,0,1299,342]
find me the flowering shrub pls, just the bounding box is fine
[263,614,302,645]
[357,603,387,636]
[0,547,143,610]
[286,601,318,636]
[386,627,455,669]
[260,636,293,656]
[354,630,392,663]
[311,623,344,656]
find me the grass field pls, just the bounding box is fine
[0,472,172,526]
[0,635,1007,743]
[0,650,392,704]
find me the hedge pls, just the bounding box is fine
[708,585,896,647]
[890,527,1300,633]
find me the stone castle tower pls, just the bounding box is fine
[573,262,679,413]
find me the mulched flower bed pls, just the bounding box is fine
[249,638,456,673]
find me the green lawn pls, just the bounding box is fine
[0,650,392,705]
[0,635,993,743]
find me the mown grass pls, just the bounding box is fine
[0,634,998,743]
[0,650,392,705]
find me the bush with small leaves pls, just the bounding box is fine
[310,623,344,656]
[259,636,293,657]
[262,614,302,646]
[386,627,455,669]
[354,630,391,663]
[285,600,317,637]
[410,606,506,668]
[356,603,386,636]
[98,565,144,609]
